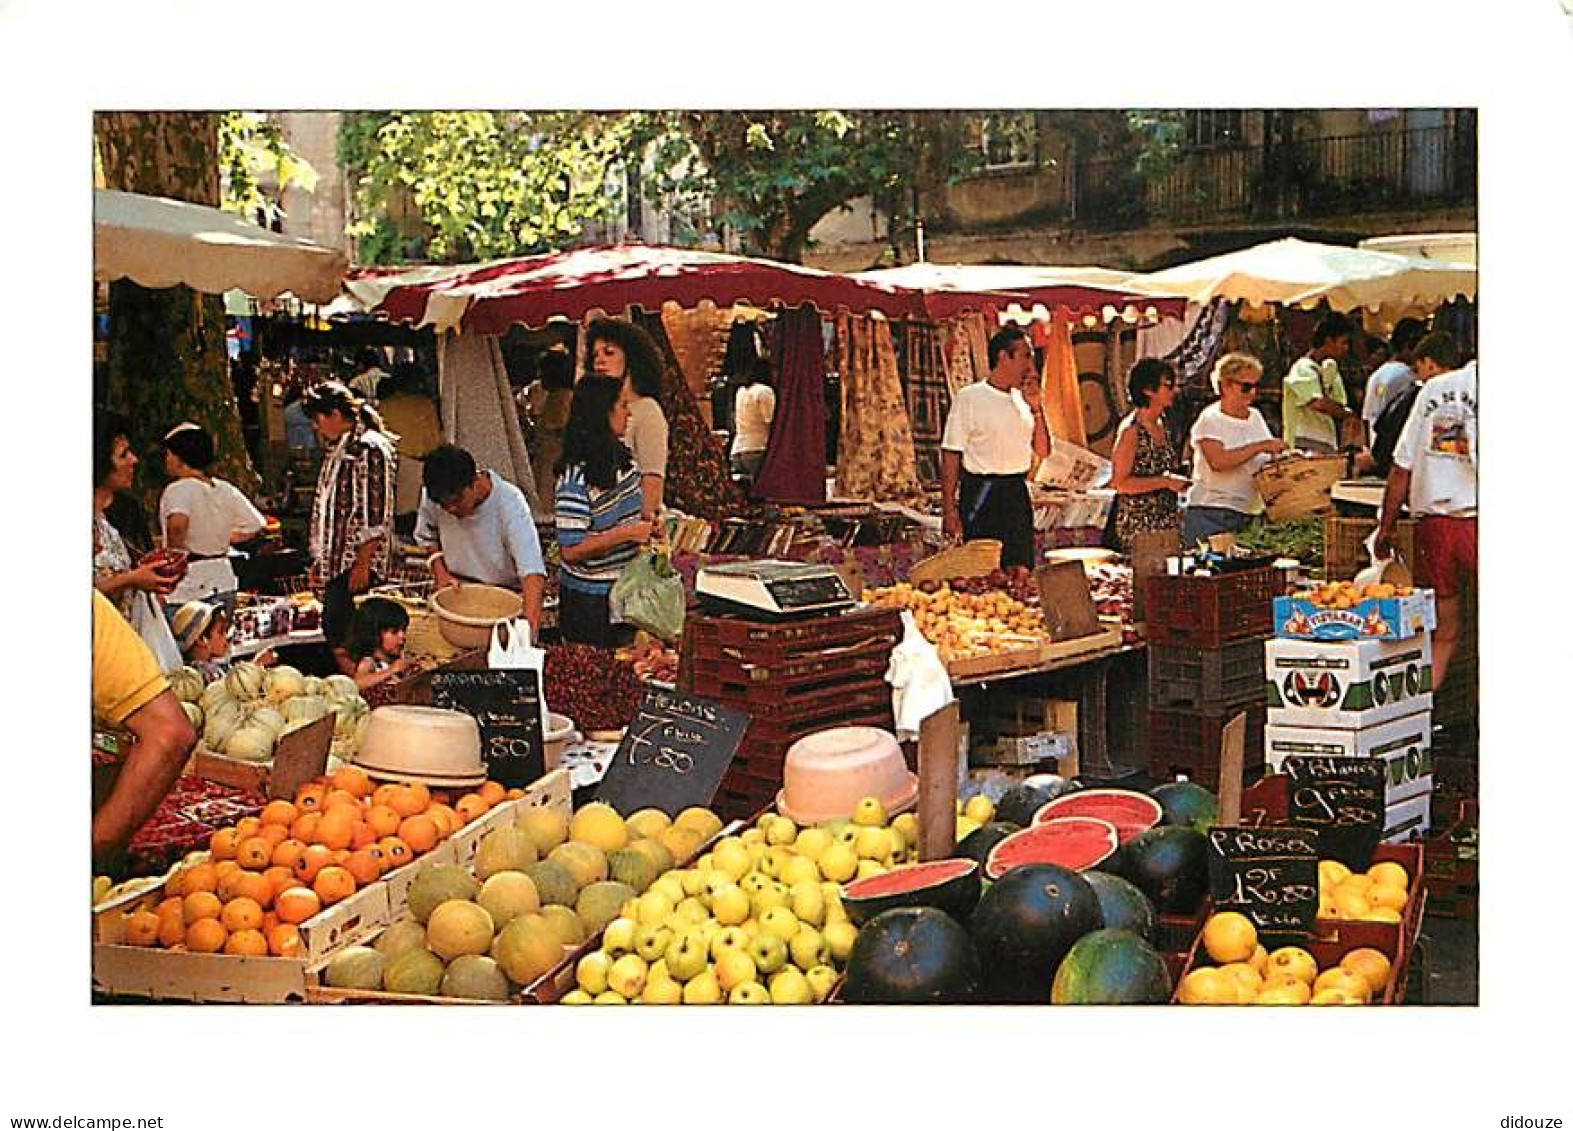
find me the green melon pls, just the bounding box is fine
[323,946,385,991]
[549,841,608,888]
[374,918,428,961]
[1050,928,1173,1005]
[524,860,580,909]
[607,848,661,894]
[474,826,538,880]
[576,880,638,934]
[494,914,565,987]
[478,871,540,928]
[536,905,586,948]
[406,864,482,925]
[426,900,496,961]
[382,948,445,996]
[440,954,512,1001]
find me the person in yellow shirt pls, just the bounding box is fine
[92,590,197,868]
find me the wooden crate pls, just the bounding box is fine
[1322,516,1418,581]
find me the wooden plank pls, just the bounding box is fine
[916,702,961,862]
[1216,711,1247,826]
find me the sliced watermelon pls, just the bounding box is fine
[984,817,1119,881]
[842,859,981,926]
[1032,789,1163,844]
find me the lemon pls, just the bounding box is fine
[1201,911,1258,964]
[963,794,996,825]
[1367,860,1409,891]
[1266,946,1318,985]
[818,843,858,883]
[1219,961,1264,1000]
[1254,980,1311,1005]
[793,828,833,862]
[1367,884,1408,912]
[1313,967,1372,1002]
[1176,967,1239,1005]
[1363,906,1403,923]
[1330,889,1371,920]
[852,797,887,827]
[1317,858,1352,888]
[1339,947,1393,992]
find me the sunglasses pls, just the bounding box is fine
[1232,381,1260,392]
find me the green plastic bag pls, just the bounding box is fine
[610,548,686,642]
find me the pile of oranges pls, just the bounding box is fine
[114,765,525,958]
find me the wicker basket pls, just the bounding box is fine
[1253,454,1348,522]
[909,539,1002,584]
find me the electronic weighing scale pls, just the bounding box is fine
[695,560,856,620]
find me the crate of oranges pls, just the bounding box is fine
[91,765,572,1003]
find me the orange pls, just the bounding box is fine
[294,782,329,812]
[505,788,525,801]
[350,821,377,850]
[262,865,297,900]
[388,784,426,819]
[256,823,290,849]
[315,808,356,851]
[371,783,401,810]
[478,780,507,807]
[183,891,224,925]
[270,838,308,870]
[429,789,454,806]
[323,789,361,813]
[164,869,189,899]
[213,859,243,879]
[234,816,263,840]
[397,814,440,854]
[215,868,249,903]
[406,782,431,811]
[378,836,412,871]
[185,917,228,954]
[344,849,384,887]
[235,836,273,871]
[365,805,401,838]
[290,812,322,844]
[312,866,357,905]
[224,928,269,957]
[181,861,219,895]
[261,910,279,931]
[123,910,160,947]
[233,871,273,909]
[275,886,322,925]
[425,804,457,840]
[454,794,488,825]
[156,914,186,949]
[209,827,241,861]
[260,799,298,828]
[155,896,184,920]
[221,897,265,933]
[293,844,334,884]
[330,765,373,800]
[266,923,303,958]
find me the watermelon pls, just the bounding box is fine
[842,859,981,927]
[954,822,1020,867]
[996,781,1061,826]
[984,817,1119,881]
[843,908,981,1004]
[1121,826,1210,915]
[1082,871,1157,942]
[969,863,1102,1003]
[1151,781,1219,832]
[1050,928,1173,1004]
[1033,789,1163,843]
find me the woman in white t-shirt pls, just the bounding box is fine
[730,359,777,480]
[1181,353,1287,545]
[158,422,267,616]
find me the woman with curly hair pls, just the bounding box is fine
[585,318,669,523]
[554,374,657,646]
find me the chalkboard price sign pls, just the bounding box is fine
[596,688,749,818]
[1207,825,1321,946]
[1281,755,1386,871]
[430,668,544,790]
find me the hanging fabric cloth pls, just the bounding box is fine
[437,332,541,517]
[1038,316,1087,449]
[752,305,827,505]
[833,313,924,504]
[660,302,735,401]
[631,309,748,521]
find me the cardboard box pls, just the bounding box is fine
[1266,635,1433,729]
[1384,792,1432,843]
[1273,591,1436,642]
[1266,712,1434,806]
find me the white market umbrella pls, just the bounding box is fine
[1138,236,1475,313]
[1357,232,1476,266]
[94,188,347,304]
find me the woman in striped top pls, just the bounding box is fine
[554,374,657,646]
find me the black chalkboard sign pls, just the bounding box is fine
[1207,825,1321,947]
[1281,756,1386,871]
[430,668,544,790]
[595,688,749,817]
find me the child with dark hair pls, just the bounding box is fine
[346,597,416,690]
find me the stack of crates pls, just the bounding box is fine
[679,607,901,820]
[1142,565,1279,788]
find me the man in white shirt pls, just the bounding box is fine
[730,359,777,481]
[1362,318,1427,433]
[416,444,547,640]
[939,326,1052,569]
[1375,332,1476,690]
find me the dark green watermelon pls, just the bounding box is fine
[1121,826,1210,915]
[996,782,1057,826]
[1151,781,1219,832]
[842,908,981,1004]
[1050,928,1173,1004]
[969,863,1102,1003]
[842,859,981,927]
[1082,871,1157,942]
[955,821,1020,867]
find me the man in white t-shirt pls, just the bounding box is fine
[416,444,547,640]
[939,325,1052,569]
[1362,318,1427,433]
[1282,314,1358,453]
[1376,332,1476,690]
[730,360,777,480]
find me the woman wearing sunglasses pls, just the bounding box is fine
[1111,358,1188,552]
[1182,352,1287,545]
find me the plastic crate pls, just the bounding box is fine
[1144,567,1279,649]
[1147,637,1268,710]
[1145,705,1266,790]
[1322,516,1418,581]
[1422,799,1478,920]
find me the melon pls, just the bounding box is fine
[625,837,675,878]
[263,665,308,704]
[625,808,672,841]
[426,900,496,961]
[474,826,538,880]
[984,817,1119,881]
[842,859,981,927]
[374,918,428,961]
[607,848,661,895]
[536,905,587,948]
[955,822,1020,867]
[440,954,511,1002]
[382,948,444,996]
[969,863,1103,1003]
[1033,789,1163,844]
[1120,826,1210,915]
[1082,871,1158,942]
[199,679,236,715]
[407,864,482,925]
[995,782,1058,827]
[322,674,360,701]
[843,908,981,1004]
[224,724,277,763]
[576,881,637,934]
[1151,781,1219,832]
[169,666,206,704]
[1050,928,1173,1005]
[478,871,540,928]
[284,695,331,724]
[333,697,369,740]
[494,914,566,987]
[225,660,267,702]
[303,675,327,697]
[247,705,289,738]
[322,945,385,991]
[202,699,246,750]
[549,841,608,888]
[524,860,580,909]
[518,808,571,855]
[180,701,204,732]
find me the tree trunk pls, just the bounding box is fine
[95,112,261,502]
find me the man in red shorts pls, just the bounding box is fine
[1375,331,1477,690]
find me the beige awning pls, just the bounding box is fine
[94,189,347,304]
[1357,232,1476,266]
